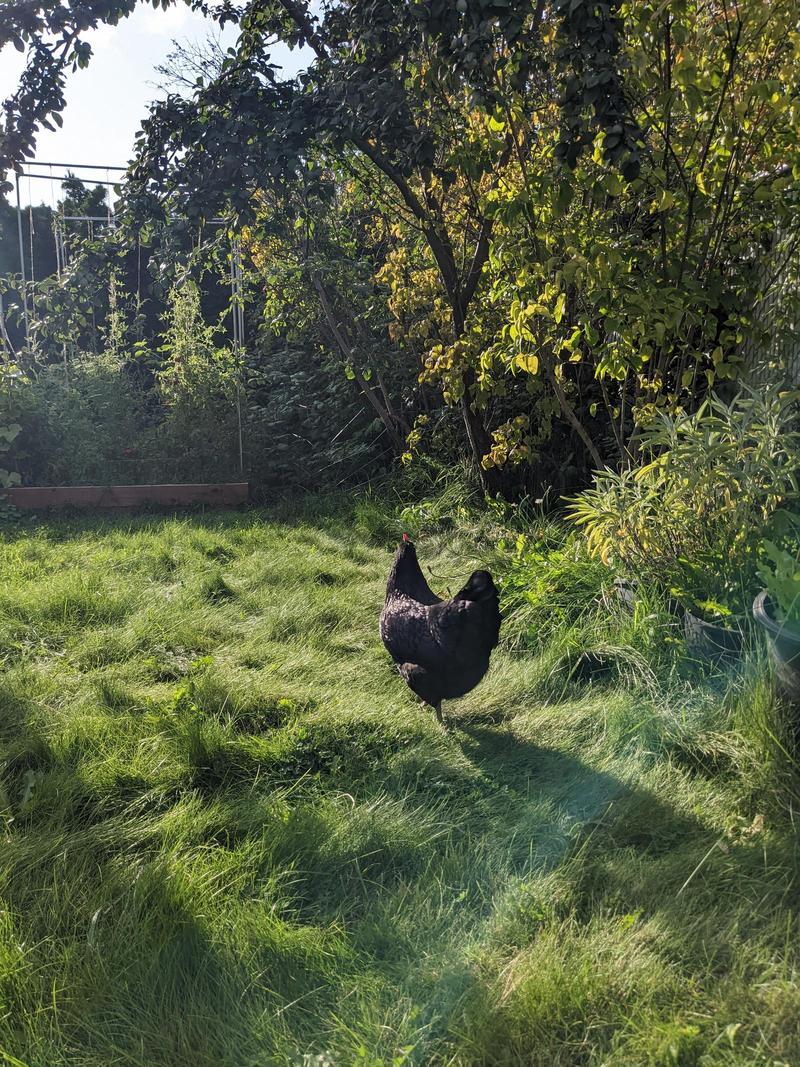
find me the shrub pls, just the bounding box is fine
[11,351,148,486]
[0,361,25,490]
[568,386,800,618]
[150,281,243,483]
[496,528,607,648]
[758,512,800,625]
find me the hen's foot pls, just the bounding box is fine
[433,702,449,729]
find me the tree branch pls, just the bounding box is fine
[544,359,604,471]
[278,0,328,58]
[312,270,406,451]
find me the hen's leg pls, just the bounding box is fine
[399,663,444,726]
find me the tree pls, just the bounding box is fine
[246,165,418,456]
[10,0,792,492]
[1,0,639,492]
[478,0,800,468]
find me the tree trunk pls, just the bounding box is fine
[450,306,502,495]
[544,359,604,472]
[375,369,410,437]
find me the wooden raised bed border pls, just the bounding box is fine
[8,483,250,510]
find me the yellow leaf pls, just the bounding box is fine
[695,172,707,194]
[515,352,540,375]
[656,189,675,211]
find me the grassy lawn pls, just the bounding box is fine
[0,501,798,1066]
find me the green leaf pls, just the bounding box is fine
[653,189,675,212]
[553,181,574,218]
[604,174,624,197]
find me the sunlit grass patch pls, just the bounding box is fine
[0,500,796,1065]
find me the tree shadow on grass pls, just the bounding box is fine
[456,723,799,986]
[0,674,354,1066]
[453,723,714,863]
[403,722,797,1059]
[1,793,345,1067]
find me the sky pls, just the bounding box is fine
[0,3,311,206]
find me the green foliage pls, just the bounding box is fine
[157,281,238,406]
[758,517,800,625]
[4,0,800,491]
[0,0,635,177]
[464,0,800,473]
[151,281,243,483]
[496,526,608,648]
[568,386,800,617]
[5,338,381,495]
[12,351,148,485]
[0,361,24,490]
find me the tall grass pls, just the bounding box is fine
[0,497,797,1066]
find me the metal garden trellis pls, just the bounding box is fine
[10,160,247,473]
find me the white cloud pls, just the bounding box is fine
[140,2,227,37]
[87,21,122,53]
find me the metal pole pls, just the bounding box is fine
[25,161,126,171]
[14,172,29,349]
[0,293,17,359]
[18,172,120,187]
[231,235,244,474]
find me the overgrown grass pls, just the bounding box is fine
[0,497,798,1066]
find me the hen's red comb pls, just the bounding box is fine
[402,532,411,543]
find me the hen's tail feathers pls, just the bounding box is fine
[386,543,441,605]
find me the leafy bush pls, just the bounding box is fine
[758,513,800,625]
[395,466,478,539]
[7,275,385,491]
[243,336,381,492]
[0,361,25,490]
[568,386,800,618]
[495,525,609,650]
[150,282,243,483]
[11,351,149,486]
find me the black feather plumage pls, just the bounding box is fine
[379,538,501,721]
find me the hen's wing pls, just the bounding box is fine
[382,593,499,673]
[428,596,501,661]
[380,595,436,665]
[397,662,442,708]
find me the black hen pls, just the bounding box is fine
[379,535,501,725]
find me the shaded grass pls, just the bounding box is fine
[0,501,797,1066]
